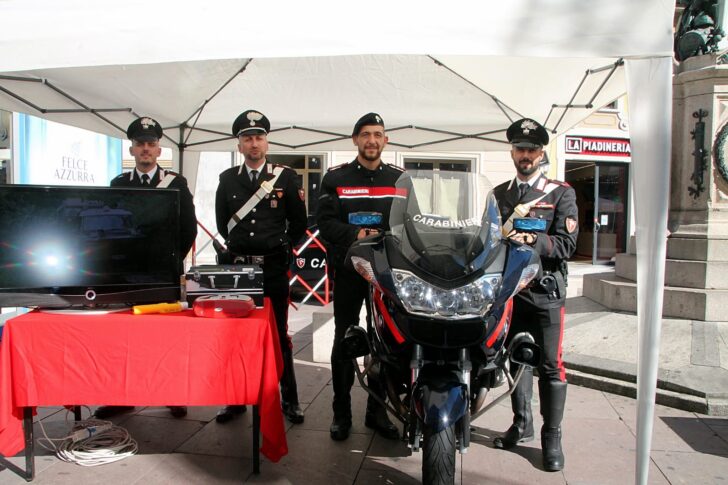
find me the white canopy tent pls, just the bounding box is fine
[0,55,628,155]
[0,1,675,483]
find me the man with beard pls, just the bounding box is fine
[492,118,578,472]
[111,117,197,262]
[96,116,197,420]
[214,110,307,425]
[317,112,403,441]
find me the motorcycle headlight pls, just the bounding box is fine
[392,269,502,319]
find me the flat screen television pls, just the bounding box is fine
[0,184,181,308]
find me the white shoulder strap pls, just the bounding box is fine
[157,172,177,188]
[501,182,560,236]
[227,166,285,234]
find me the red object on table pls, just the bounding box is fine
[193,294,257,318]
[0,302,287,462]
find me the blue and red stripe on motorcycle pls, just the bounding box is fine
[373,288,406,344]
[485,298,513,349]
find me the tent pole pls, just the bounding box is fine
[179,125,185,175]
[626,56,672,485]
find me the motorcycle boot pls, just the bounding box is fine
[364,373,399,440]
[280,349,304,424]
[330,338,354,441]
[539,379,567,471]
[215,405,247,424]
[493,366,534,449]
[330,374,352,441]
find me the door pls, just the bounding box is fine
[565,161,629,264]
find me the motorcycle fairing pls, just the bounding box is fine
[491,243,538,310]
[413,369,468,433]
[373,288,405,344]
[485,297,513,349]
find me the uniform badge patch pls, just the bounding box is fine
[566,217,577,233]
[276,189,284,199]
[271,200,278,208]
[521,119,538,134]
[247,111,263,126]
[140,117,155,129]
[298,188,305,201]
[296,258,306,269]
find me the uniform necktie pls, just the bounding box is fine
[518,183,529,200]
[141,173,150,186]
[250,170,258,185]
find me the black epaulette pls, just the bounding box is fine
[386,163,405,172]
[326,164,346,172]
[112,173,126,180]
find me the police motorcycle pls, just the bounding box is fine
[341,169,543,485]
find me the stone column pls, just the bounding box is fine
[584,54,728,321]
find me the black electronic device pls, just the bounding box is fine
[348,211,383,227]
[513,217,548,233]
[0,184,181,308]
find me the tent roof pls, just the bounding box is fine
[0,55,627,151]
[0,0,673,70]
[0,0,673,152]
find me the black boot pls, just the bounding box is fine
[280,349,304,424]
[215,405,246,424]
[168,406,187,418]
[364,404,399,440]
[539,379,567,471]
[494,366,534,449]
[364,372,399,440]
[330,415,352,441]
[330,330,354,441]
[92,406,135,419]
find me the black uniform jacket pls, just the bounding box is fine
[317,159,405,269]
[215,162,307,257]
[493,174,578,305]
[110,167,198,258]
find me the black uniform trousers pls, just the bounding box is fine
[238,250,298,405]
[507,292,566,383]
[330,266,387,420]
[265,271,293,358]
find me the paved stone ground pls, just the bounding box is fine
[2,263,728,484]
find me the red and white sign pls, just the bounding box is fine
[337,186,408,199]
[565,136,630,157]
[289,229,330,306]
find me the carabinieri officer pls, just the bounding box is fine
[98,116,198,420]
[317,112,403,442]
[111,116,198,262]
[214,109,307,425]
[491,118,578,472]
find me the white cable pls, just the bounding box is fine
[37,409,139,467]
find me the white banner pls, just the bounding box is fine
[12,113,121,185]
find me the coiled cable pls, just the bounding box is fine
[37,407,138,467]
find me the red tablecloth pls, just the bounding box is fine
[0,304,287,462]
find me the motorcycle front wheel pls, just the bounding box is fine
[422,423,456,485]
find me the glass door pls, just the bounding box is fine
[565,161,629,264]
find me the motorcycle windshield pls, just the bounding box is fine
[388,169,503,280]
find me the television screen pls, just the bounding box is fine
[0,184,181,308]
